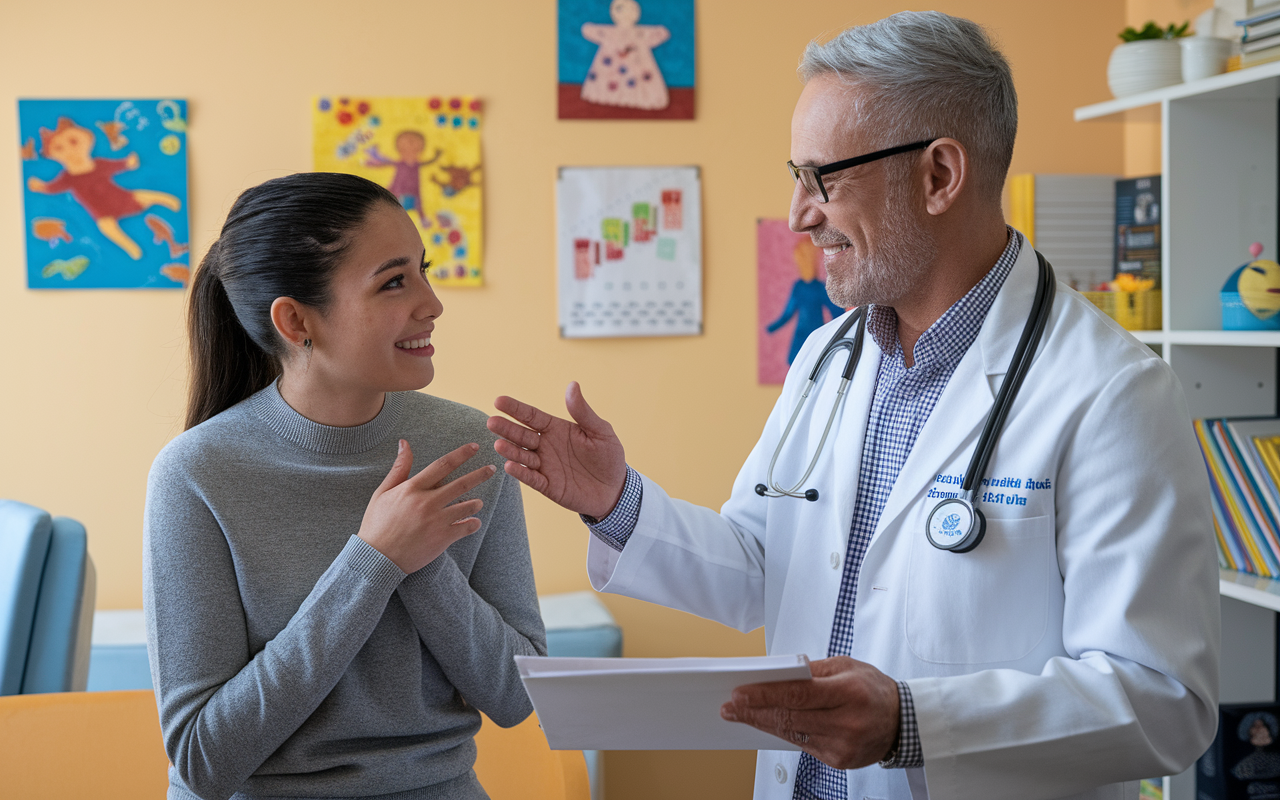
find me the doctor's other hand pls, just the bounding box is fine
[487,381,627,520]
[720,656,901,770]
[358,440,496,574]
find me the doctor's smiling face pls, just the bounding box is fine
[788,74,938,310]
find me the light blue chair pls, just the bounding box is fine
[0,499,95,695]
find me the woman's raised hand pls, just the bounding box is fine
[359,441,497,574]
[487,381,627,520]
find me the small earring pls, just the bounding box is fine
[303,339,311,349]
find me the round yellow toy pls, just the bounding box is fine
[1222,242,1280,329]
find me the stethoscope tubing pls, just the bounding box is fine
[758,308,866,501]
[757,251,1057,525]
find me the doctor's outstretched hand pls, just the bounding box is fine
[721,656,901,770]
[487,382,628,520]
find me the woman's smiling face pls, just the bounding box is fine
[305,202,444,396]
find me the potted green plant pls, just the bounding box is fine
[1107,21,1191,98]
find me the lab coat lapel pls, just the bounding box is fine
[867,234,1042,549]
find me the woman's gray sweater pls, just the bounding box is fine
[143,382,546,800]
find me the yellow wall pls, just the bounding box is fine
[1,1,1124,797]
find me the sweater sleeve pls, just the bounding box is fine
[143,452,406,800]
[396,472,547,728]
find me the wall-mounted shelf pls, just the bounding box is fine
[1220,569,1280,613]
[1127,330,1280,347]
[1075,57,1280,800]
[1075,61,1280,122]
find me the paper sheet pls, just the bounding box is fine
[516,654,811,750]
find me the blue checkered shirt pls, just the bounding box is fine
[589,231,1021,797]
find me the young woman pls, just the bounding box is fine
[143,172,545,800]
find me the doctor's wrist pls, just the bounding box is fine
[878,680,923,769]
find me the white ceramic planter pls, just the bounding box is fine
[1107,39,1183,98]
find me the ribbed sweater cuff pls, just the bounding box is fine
[339,535,407,592]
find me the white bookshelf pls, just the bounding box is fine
[1076,62,1280,800]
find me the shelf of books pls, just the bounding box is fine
[1195,418,1280,606]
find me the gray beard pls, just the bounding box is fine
[822,184,937,309]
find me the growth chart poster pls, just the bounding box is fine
[757,219,846,384]
[557,166,701,338]
[558,0,696,119]
[313,96,484,287]
[18,98,190,289]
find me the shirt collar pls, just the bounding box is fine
[866,227,1021,373]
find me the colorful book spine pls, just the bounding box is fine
[1194,419,1260,575]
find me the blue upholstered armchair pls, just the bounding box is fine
[0,500,96,695]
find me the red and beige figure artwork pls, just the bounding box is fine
[26,118,182,262]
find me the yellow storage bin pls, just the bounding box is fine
[1081,289,1161,331]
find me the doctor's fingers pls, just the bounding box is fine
[501,459,552,494]
[493,395,559,433]
[730,678,840,712]
[494,438,543,470]
[487,415,543,451]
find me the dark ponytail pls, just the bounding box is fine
[184,172,401,430]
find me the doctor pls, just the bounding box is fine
[489,11,1219,800]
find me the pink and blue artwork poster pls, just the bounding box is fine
[558,0,695,120]
[758,219,848,385]
[18,98,190,289]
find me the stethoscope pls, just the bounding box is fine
[755,251,1057,554]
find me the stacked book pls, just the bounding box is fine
[1008,174,1116,291]
[1193,417,1280,576]
[1237,3,1280,68]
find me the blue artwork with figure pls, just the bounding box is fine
[18,98,190,289]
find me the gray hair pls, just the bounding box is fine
[799,11,1017,203]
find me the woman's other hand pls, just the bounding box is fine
[359,441,496,573]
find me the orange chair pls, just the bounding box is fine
[0,690,587,800]
[475,712,591,800]
[0,689,169,799]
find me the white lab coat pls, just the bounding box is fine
[587,234,1221,800]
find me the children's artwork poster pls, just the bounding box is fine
[758,219,847,385]
[557,167,701,338]
[558,0,695,120]
[18,99,190,289]
[313,96,484,288]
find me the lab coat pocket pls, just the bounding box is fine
[905,514,1052,665]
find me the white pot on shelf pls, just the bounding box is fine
[1107,39,1184,98]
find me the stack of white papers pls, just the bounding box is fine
[516,654,812,751]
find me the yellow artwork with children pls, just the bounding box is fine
[313,96,484,287]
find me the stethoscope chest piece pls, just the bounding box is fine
[925,498,986,553]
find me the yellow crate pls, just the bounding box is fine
[1081,289,1161,331]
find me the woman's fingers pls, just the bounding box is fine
[424,463,498,503]
[374,439,414,495]
[410,442,482,488]
[445,497,484,524]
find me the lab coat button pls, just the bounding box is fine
[775,764,788,783]
[830,551,841,569]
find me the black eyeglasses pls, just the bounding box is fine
[787,139,936,203]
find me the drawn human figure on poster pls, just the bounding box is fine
[19,98,190,289]
[558,0,695,119]
[758,219,847,384]
[557,166,701,338]
[313,96,484,287]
